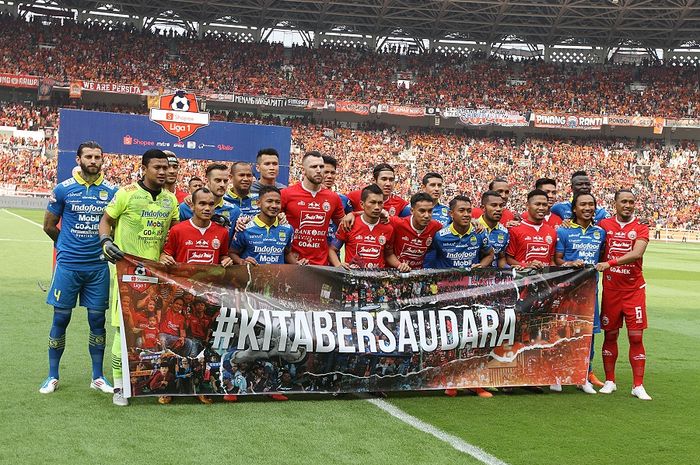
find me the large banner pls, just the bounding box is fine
[604,115,655,127]
[57,109,291,183]
[443,108,528,127]
[533,114,603,130]
[335,100,371,115]
[116,256,596,398]
[0,73,40,89]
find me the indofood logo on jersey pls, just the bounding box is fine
[149,90,210,141]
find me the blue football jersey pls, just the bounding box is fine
[223,190,260,217]
[230,216,294,264]
[555,223,606,265]
[431,224,492,269]
[551,200,609,223]
[47,173,117,270]
[479,216,510,267]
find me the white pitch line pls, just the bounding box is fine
[1,208,43,228]
[366,398,511,465]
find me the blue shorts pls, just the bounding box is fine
[47,265,110,311]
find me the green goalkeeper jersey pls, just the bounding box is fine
[106,182,178,328]
[105,182,178,260]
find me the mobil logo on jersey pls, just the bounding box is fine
[149,90,210,140]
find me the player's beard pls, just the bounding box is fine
[79,161,100,177]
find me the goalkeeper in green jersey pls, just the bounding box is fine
[98,149,179,406]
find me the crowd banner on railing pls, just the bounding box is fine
[442,108,528,126]
[117,255,597,398]
[665,118,700,129]
[0,73,40,89]
[305,98,328,110]
[604,115,655,127]
[377,104,426,117]
[334,100,371,115]
[533,114,603,130]
[80,81,143,95]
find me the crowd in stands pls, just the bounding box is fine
[0,14,698,117]
[0,99,697,229]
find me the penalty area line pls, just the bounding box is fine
[1,208,43,229]
[366,398,511,465]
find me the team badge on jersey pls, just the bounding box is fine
[470,236,477,245]
[593,231,601,240]
[279,231,287,242]
[389,207,396,216]
[497,233,505,242]
[162,198,172,210]
[426,237,433,246]
[212,238,221,250]
[546,235,553,244]
[628,230,637,240]
[378,235,386,245]
[99,190,108,201]
[322,201,331,212]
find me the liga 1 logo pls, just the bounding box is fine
[149,90,210,140]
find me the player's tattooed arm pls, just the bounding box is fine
[43,210,61,243]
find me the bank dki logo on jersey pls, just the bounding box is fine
[149,90,210,141]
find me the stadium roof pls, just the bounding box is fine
[40,0,700,49]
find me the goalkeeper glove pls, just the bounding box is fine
[100,235,124,263]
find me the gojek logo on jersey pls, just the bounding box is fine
[149,90,210,141]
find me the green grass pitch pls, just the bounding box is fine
[1,208,698,465]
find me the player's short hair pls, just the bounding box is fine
[230,161,252,173]
[322,155,338,168]
[449,195,471,210]
[257,148,279,161]
[302,151,323,163]
[141,149,168,167]
[527,189,549,202]
[372,163,394,180]
[535,177,556,189]
[258,185,281,199]
[191,187,214,204]
[188,176,202,186]
[205,163,228,177]
[361,184,384,202]
[76,141,103,158]
[421,172,443,185]
[571,170,588,180]
[614,188,635,201]
[481,190,504,205]
[488,178,509,190]
[571,192,597,220]
[410,192,434,207]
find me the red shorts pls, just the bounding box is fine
[600,287,647,331]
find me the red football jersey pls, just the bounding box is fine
[521,211,563,229]
[159,309,186,336]
[282,182,345,265]
[141,326,159,349]
[471,206,516,225]
[175,189,189,204]
[599,217,649,290]
[163,219,229,265]
[505,220,557,265]
[389,215,443,270]
[335,216,394,268]
[187,313,210,340]
[346,190,408,217]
